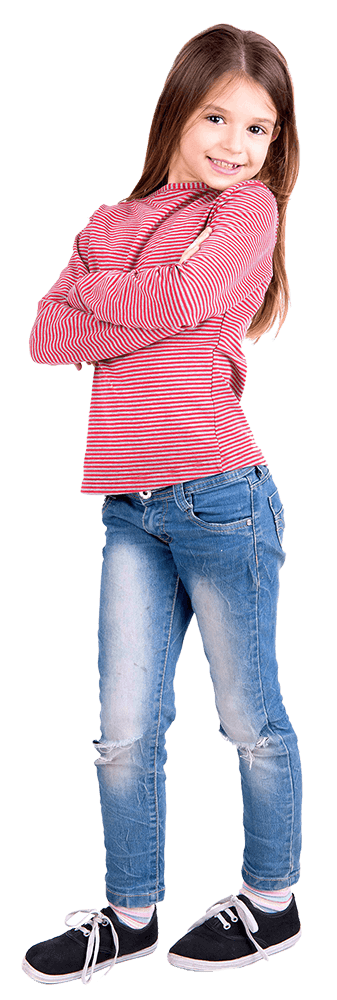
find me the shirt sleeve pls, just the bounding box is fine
[29,209,120,365]
[29,206,210,365]
[66,185,278,336]
[30,186,278,366]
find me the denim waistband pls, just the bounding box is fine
[126,464,269,503]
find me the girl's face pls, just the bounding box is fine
[167,73,281,190]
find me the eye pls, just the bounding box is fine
[206,115,225,125]
[205,116,267,135]
[248,125,266,135]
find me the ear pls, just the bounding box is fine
[270,124,281,143]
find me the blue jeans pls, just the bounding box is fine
[94,464,302,907]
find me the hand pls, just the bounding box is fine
[74,361,98,371]
[178,225,212,264]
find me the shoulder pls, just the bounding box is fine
[214,178,277,211]
[211,179,278,231]
[87,199,147,230]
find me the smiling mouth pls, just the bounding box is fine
[208,157,243,168]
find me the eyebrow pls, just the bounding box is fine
[204,104,275,127]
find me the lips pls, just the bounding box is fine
[208,157,243,168]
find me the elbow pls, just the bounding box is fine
[29,328,43,363]
[29,324,54,364]
[29,331,38,362]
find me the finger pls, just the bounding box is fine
[190,225,212,246]
[178,226,212,263]
[179,240,202,262]
[183,226,212,254]
[179,248,195,263]
[75,361,98,368]
[199,225,212,241]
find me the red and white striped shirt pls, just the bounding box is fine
[29,178,278,494]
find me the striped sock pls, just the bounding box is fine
[241,882,293,913]
[108,903,155,929]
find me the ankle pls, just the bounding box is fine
[108,903,155,928]
[241,882,293,913]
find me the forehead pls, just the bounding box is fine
[204,74,276,117]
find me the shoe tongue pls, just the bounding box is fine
[235,894,262,932]
[237,893,264,915]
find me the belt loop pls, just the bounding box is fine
[172,482,192,512]
[255,465,264,479]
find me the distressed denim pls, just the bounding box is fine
[94,464,302,907]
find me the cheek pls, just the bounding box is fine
[250,140,269,163]
[182,134,204,163]
[184,125,210,157]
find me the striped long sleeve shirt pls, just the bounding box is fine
[29,178,279,494]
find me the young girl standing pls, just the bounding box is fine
[23,22,302,984]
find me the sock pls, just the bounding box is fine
[108,903,155,928]
[241,882,293,913]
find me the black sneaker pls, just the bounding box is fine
[22,905,158,984]
[168,893,301,971]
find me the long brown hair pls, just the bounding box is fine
[124,24,299,344]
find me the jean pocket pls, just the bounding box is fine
[268,488,285,549]
[186,482,253,532]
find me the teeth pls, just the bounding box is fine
[211,158,239,168]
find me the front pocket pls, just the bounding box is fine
[187,508,252,532]
[186,482,253,532]
[268,488,285,549]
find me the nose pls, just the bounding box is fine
[218,125,244,157]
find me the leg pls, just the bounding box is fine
[169,466,302,889]
[95,495,193,907]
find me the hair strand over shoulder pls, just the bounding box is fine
[124,24,299,343]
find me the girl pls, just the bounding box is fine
[23,22,302,984]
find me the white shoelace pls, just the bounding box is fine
[187,894,269,962]
[64,909,120,984]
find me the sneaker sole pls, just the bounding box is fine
[22,942,158,983]
[167,929,301,971]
